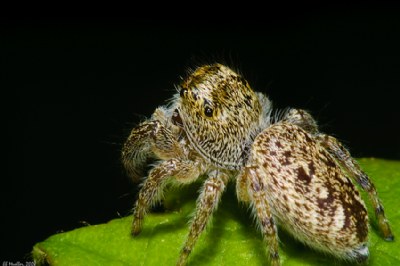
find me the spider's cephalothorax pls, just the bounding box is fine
[122,63,394,266]
[176,64,271,169]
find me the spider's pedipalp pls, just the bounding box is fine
[122,120,159,182]
[122,107,185,182]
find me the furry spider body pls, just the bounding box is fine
[122,64,393,265]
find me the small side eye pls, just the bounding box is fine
[204,106,213,117]
[180,88,188,97]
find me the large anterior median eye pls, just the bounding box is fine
[204,106,213,117]
[180,88,188,97]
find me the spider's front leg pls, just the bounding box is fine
[132,158,202,235]
[177,171,229,266]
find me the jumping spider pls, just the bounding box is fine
[122,63,393,265]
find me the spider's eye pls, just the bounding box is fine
[180,88,188,97]
[204,106,213,117]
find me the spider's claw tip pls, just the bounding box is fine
[384,234,394,242]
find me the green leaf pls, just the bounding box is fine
[32,158,400,265]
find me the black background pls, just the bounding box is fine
[3,8,400,262]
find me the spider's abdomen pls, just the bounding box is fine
[250,123,369,261]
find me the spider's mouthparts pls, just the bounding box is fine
[172,109,184,128]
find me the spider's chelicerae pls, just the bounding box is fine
[122,63,394,266]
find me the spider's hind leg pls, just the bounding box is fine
[279,108,319,134]
[316,134,394,241]
[281,108,394,241]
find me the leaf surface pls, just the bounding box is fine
[32,158,400,265]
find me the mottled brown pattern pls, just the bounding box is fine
[244,123,374,259]
[122,63,393,266]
